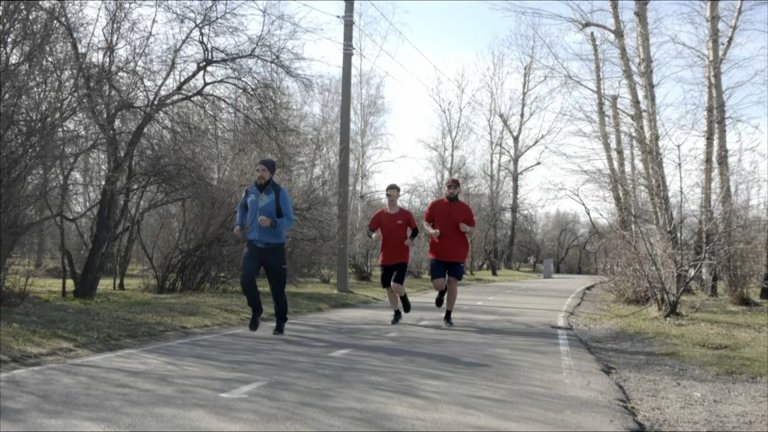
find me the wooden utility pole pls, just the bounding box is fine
[336,0,354,293]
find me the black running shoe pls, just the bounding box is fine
[248,311,261,331]
[435,289,446,308]
[273,322,285,335]
[401,295,411,313]
[391,311,402,325]
[443,317,454,327]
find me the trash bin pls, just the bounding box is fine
[543,258,554,279]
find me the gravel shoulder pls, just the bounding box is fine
[570,285,768,432]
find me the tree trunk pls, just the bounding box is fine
[610,0,660,230]
[708,0,739,304]
[508,160,519,269]
[636,0,679,252]
[73,177,121,299]
[700,58,716,296]
[590,32,627,232]
[610,95,633,231]
[117,220,139,291]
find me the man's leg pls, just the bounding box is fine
[385,287,400,310]
[386,288,402,324]
[445,276,459,309]
[262,246,288,335]
[240,243,263,331]
[432,278,448,307]
[443,262,465,327]
[382,265,402,324]
[391,263,410,313]
[430,259,448,308]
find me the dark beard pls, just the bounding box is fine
[255,178,272,192]
[447,195,459,202]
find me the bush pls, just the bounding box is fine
[599,233,652,305]
[0,276,31,307]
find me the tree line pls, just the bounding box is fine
[1,1,766,314]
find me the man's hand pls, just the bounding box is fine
[258,216,272,227]
[404,238,413,247]
[459,223,471,233]
[233,225,246,240]
[429,228,440,238]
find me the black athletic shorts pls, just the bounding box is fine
[380,263,408,288]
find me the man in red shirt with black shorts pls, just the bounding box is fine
[368,184,419,325]
[422,178,476,327]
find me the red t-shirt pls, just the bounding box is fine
[423,198,476,262]
[368,207,418,265]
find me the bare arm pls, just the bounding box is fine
[423,220,439,238]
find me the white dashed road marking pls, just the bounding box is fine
[328,349,352,357]
[219,381,267,398]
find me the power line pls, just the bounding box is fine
[293,0,341,19]
[368,2,452,83]
[354,23,433,94]
[272,11,345,49]
[366,2,484,113]
[357,50,406,88]
[291,0,453,101]
[292,1,487,123]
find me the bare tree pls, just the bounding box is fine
[477,42,513,276]
[539,210,582,274]
[497,27,561,269]
[707,0,750,304]
[424,69,473,192]
[55,1,306,299]
[0,2,79,286]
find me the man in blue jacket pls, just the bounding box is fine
[234,158,295,335]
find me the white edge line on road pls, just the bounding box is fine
[328,349,352,357]
[219,380,268,398]
[557,287,586,375]
[558,330,575,374]
[0,329,244,379]
[385,332,398,337]
[418,320,429,325]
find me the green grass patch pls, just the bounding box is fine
[582,285,768,377]
[0,269,534,369]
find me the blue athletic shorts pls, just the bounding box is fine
[429,259,464,281]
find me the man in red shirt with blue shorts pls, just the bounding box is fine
[368,184,419,325]
[422,178,476,327]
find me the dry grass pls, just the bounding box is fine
[579,284,768,377]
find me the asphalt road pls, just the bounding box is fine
[0,275,639,431]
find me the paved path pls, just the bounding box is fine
[0,275,639,431]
